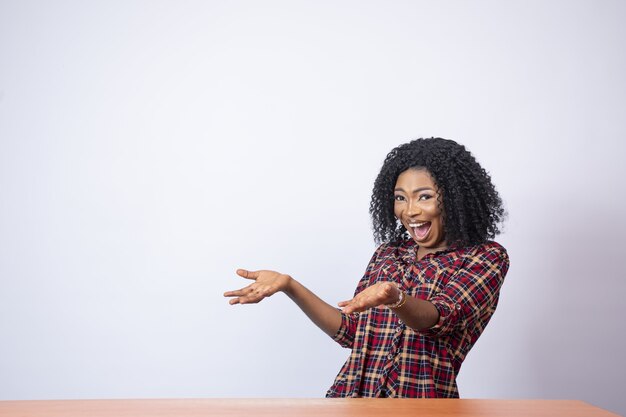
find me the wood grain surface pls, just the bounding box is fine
[0,398,620,417]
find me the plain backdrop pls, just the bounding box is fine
[1,0,625,415]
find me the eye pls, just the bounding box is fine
[419,194,433,201]
[394,195,405,202]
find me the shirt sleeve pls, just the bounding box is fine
[330,244,387,348]
[420,243,510,337]
[331,311,360,348]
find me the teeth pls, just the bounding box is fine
[408,222,428,227]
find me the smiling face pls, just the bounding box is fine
[393,168,447,257]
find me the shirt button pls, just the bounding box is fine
[398,319,404,325]
[387,353,394,360]
[396,327,402,333]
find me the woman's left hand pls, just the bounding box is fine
[338,282,400,314]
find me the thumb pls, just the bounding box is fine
[236,269,259,280]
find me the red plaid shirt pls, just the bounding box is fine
[326,239,509,398]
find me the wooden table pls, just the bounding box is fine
[0,398,620,417]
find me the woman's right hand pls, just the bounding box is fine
[223,269,292,305]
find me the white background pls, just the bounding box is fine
[1,1,625,415]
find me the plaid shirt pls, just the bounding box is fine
[326,239,509,398]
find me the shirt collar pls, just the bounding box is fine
[396,238,461,264]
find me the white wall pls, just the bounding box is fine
[1,0,625,415]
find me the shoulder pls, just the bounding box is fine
[371,239,416,260]
[460,241,508,259]
[445,241,509,274]
[458,241,510,279]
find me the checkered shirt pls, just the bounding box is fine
[326,239,509,398]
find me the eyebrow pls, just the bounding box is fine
[394,187,435,193]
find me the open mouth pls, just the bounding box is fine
[408,221,431,241]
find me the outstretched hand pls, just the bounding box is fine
[338,282,400,314]
[224,269,292,305]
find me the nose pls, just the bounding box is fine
[407,199,422,217]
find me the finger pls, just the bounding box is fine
[229,284,271,304]
[228,296,260,305]
[236,269,259,280]
[338,299,358,313]
[341,304,363,314]
[236,293,263,305]
[223,285,255,297]
[224,290,247,297]
[339,294,375,313]
[337,299,352,307]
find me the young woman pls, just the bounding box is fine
[224,137,509,398]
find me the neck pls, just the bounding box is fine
[416,243,448,260]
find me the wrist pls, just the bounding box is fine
[386,285,407,309]
[282,274,295,295]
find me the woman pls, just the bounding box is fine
[224,137,509,398]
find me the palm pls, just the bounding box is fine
[224,269,291,305]
[338,282,399,314]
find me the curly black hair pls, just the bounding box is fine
[370,137,505,247]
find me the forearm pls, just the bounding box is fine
[284,277,343,337]
[390,294,439,331]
